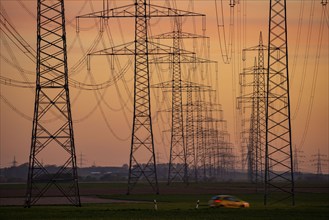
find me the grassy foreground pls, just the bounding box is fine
[0,205,328,220]
[0,182,328,220]
[1,194,328,220]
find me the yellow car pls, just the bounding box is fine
[208,195,250,208]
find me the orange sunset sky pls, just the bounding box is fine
[0,0,328,174]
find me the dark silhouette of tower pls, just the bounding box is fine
[185,83,196,182]
[265,0,294,206]
[12,156,18,167]
[77,0,204,194]
[239,32,266,187]
[256,32,266,186]
[25,0,80,207]
[128,0,158,195]
[151,28,210,184]
[195,89,204,181]
[248,58,259,184]
[311,149,327,176]
[153,19,188,185]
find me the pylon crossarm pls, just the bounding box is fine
[77,4,136,19]
[88,41,195,56]
[151,31,208,40]
[149,54,216,64]
[77,3,205,19]
[149,4,205,18]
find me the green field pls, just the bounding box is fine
[1,182,328,220]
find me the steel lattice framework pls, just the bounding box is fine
[248,58,259,184]
[256,32,266,186]
[77,0,204,194]
[185,83,196,182]
[184,85,221,182]
[239,32,266,189]
[151,28,211,184]
[265,0,294,206]
[168,20,187,184]
[195,91,205,181]
[152,20,188,185]
[151,80,213,184]
[25,0,80,207]
[128,0,158,194]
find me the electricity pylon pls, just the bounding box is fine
[151,81,212,184]
[25,0,80,207]
[248,58,259,184]
[168,18,186,185]
[239,32,266,187]
[185,83,196,182]
[311,149,327,175]
[201,106,235,180]
[151,27,212,184]
[265,0,294,206]
[183,82,216,182]
[77,0,204,194]
[256,32,266,186]
[237,63,256,183]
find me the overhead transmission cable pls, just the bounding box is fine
[290,0,305,87]
[214,0,235,64]
[298,1,327,150]
[292,0,316,120]
[84,0,132,139]
[0,95,32,121]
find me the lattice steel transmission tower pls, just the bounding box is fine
[311,149,327,175]
[183,82,217,182]
[128,0,158,194]
[151,27,211,184]
[265,0,294,206]
[256,32,266,186]
[25,0,80,207]
[169,19,186,184]
[248,58,259,184]
[77,0,204,194]
[152,80,212,184]
[183,82,211,182]
[152,20,190,185]
[240,32,266,188]
[185,83,196,182]
[195,89,205,181]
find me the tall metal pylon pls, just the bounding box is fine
[240,32,266,187]
[195,89,204,181]
[248,58,259,184]
[185,83,196,182]
[77,0,205,194]
[160,19,187,185]
[128,0,158,195]
[204,104,234,180]
[151,28,210,184]
[238,63,255,182]
[311,149,327,176]
[265,0,294,206]
[151,80,213,184]
[25,0,80,207]
[256,32,266,186]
